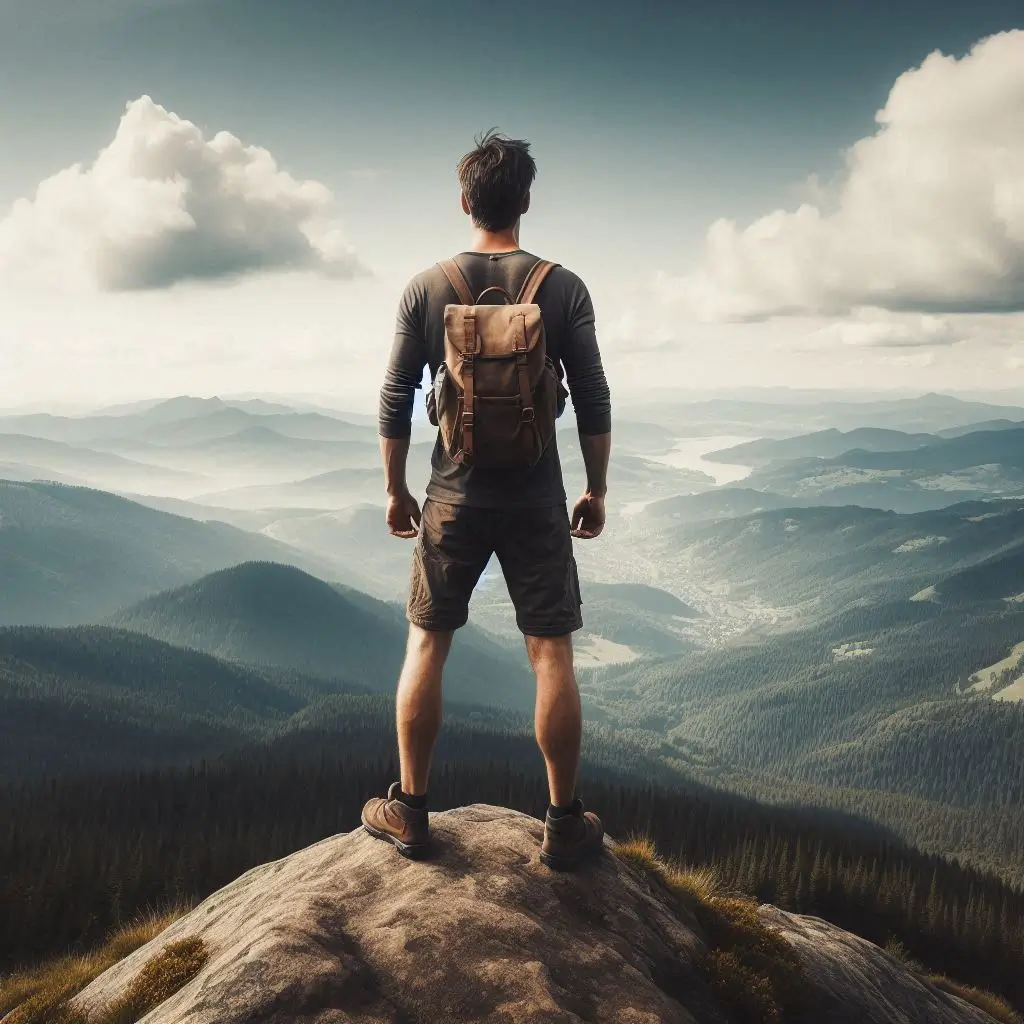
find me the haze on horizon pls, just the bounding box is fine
[1,0,1022,410]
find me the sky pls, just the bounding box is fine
[0,0,1022,411]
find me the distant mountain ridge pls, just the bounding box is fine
[640,488,803,524]
[0,395,373,447]
[0,480,357,626]
[636,497,1024,614]
[740,428,1024,512]
[623,391,1024,436]
[707,427,940,466]
[0,433,196,487]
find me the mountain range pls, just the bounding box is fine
[623,391,1024,436]
[633,497,1024,616]
[0,396,375,447]
[4,390,1024,890]
[735,428,1024,513]
[0,480,366,625]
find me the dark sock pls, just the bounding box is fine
[548,799,577,819]
[399,789,427,810]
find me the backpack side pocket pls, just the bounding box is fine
[434,362,462,460]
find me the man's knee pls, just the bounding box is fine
[405,623,454,666]
[525,633,574,675]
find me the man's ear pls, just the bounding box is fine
[461,192,471,216]
[522,191,531,215]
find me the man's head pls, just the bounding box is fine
[457,129,537,232]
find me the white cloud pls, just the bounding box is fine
[668,30,1024,321]
[809,309,963,349]
[0,96,365,291]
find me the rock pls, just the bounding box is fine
[760,907,999,1024]
[70,804,1001,1024]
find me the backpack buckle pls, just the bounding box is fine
[521,407,535,424]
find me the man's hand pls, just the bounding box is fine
[570,493,606,539]
[386,489,422,539]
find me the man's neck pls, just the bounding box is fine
[467,223,521,254]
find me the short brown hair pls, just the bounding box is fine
[456,128,537,232]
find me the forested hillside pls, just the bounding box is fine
[635,497,1024,615]
[109,561,536,711]
[930,544,1024,605]
[588,600,1024,811]
[740,429,1024,512]
[0,618,557,778]
[0,626,349,778]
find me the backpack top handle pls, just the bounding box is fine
[439,257,559,308]
[473,285,516,305]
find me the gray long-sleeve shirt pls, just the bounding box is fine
[378,249,611,509]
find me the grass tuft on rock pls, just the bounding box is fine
[92,936,208,1024]
[0,906,190,1024]
[883,937,925,974]
[614,834,806,1024]
[616,836,724,907]
[885,934,1020,1022]
[926,975,1023,1024]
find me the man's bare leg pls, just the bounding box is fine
[526,633,581,807]
[396,624,453,796]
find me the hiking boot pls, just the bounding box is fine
[361,782,430,860]
[540,797,605,871]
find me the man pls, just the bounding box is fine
[361,130,612,871]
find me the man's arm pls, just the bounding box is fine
[379,436,420,538]
[571,431,611,538]
[559,278,612,539]
[378,281,428,538]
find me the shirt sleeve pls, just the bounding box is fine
[378,279,428,439]
[560,279,612,436]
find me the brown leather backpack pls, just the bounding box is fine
[427,256,565,469]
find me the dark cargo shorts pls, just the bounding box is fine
[407,499,583,636]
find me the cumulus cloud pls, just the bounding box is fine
[0,96,365,290]
[809,309,963,349]
[669,30,1024,321]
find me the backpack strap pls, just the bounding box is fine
[516,260,559,304]
[459,311,477,462]
[437,259,474,305]
[512,313,535,427]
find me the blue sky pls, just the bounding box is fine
[0,1,1022,407]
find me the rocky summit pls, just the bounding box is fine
[70,804,1000,1024]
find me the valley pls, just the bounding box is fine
[2,387,1024,886]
